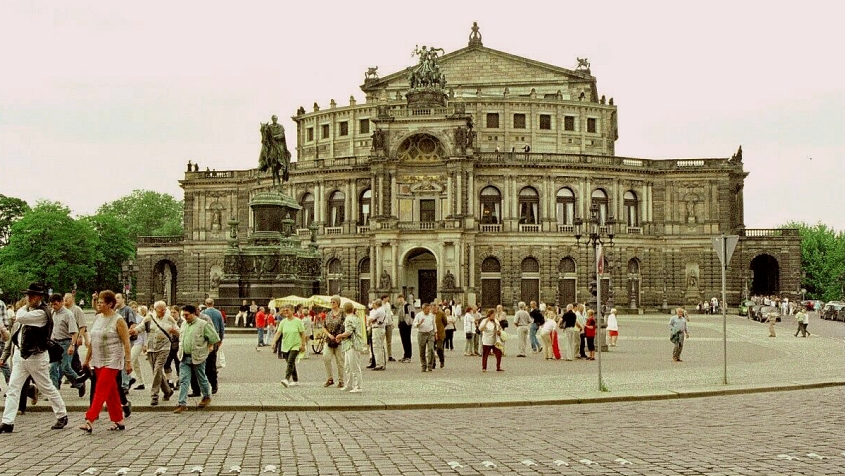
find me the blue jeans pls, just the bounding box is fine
[529,322,540,351]
[178,355,210,405]
[257,327,265,345]
[50,339,80,388]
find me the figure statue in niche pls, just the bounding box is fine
[686,200,696,221]
[210,272,221,289]
[442,270,456,289]
[687,271,698,288]
[380,269,391,289]
[210,208,222,231]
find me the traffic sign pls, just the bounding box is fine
[712,235,739,269]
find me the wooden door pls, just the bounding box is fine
[559,278,576,306]
[481,279,501,309]
[521,279,539,305]
[418,270,437,304]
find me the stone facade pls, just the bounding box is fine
[136,25,799,314]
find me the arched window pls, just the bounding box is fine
[359,189,371,225]
[358,257,371,305]
[480,186,501,224]
[299,193,314,228]
[520,257,540,304]
[559,257,576,274]
[591,189,609,226]
[624,191,639,227]
[327,258,342,295]
[556,187,576,226]
[328,191,345,227]
[518,187,539,225]
[627,258,640,274]
[480,257,502,308]
[481,257,501,273]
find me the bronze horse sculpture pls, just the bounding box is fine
[258,122,290,188]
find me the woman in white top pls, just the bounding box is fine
[607,308,619,346]
[80,290,131,433]
[478,309,504,372]
[444,307,456,351]
[462,307,476,356]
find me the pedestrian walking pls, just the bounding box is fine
[607,308,619,346]
[274,304,305,387]
[79,290,131,432]
[322,296,345,388]
[336,302,363,393]
[478,309,504,372]
[414,303,436,371]
[513,302,531,357]
[0,283,69,433]
[766,311,777,337]
[669,307,689,362]
[462,306,476,356]
[172,304,219,413]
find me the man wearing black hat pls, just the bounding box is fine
[0,283,68,433]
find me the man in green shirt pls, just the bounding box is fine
[273,304,305,387]
[172,304,220,413]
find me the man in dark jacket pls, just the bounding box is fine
[0,283,68,432]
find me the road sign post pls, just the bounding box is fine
[712,234,739,385]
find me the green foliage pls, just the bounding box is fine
[0,201,98,295]
[785,222,845,301]
[97,190,183,241]
[0,194,31,247]
[80,214,136,292]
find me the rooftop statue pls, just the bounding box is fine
[258,115,291,189]
[409,44,447,89]
[576,57,591,70]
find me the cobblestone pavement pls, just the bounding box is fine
[0,387,842,475]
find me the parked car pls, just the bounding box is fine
[821,301,845,321]
[754,305,780,322]
[738,300,755,316]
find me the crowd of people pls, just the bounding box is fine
[0,283,225,433]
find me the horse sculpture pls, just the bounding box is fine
[258,122,289,189]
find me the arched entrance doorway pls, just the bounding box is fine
[152,260,177,304]
[750,254,779,296]
[403,248,438,305]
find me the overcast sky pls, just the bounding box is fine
[2,1,843,230]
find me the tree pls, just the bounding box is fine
[0,201,98,295]
[785,222,845,302]
[0,194,30,247]
[81,214,136,293]
[97,190,183,241]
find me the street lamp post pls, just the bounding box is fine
[121,259,137,301]
[574,203,615,391]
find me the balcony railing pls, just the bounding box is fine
[557,224,574,233]
[296,228,311,238]
[741,228,799,237]
[324,226,343,235]
[479,224,502,232]
[356,225,370,234]
[519,224,541,232]
[475,152,733,170]
[627,226,643,234]
[137,235,183,246]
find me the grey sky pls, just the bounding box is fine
[1,0,842,230]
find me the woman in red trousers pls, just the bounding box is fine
[79,290,132,432]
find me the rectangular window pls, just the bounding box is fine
[486,113,499,128]
[539,114,551,130]
[321,124,330,139]
[513,113,526,129]
[359,118,370,134]
[587,118,597,133]
[564,116,575,131]
[307,127,314,142]
[420,199,436,222]
[339,121,349,136]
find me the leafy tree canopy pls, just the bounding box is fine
[97,190,183,241]
[80,213,136,293]
[784,221,845,302]
[0,194,31,247]
[0,201,97,297]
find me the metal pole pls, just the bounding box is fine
[721,236,728,385]
[596,241,602,392]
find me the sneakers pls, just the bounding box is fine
[280,379,290,387]
[348,387,362,393]
[51,416,68,430]
[198,396,211,408]
[289,381,300,387]
[173,405,187,414]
